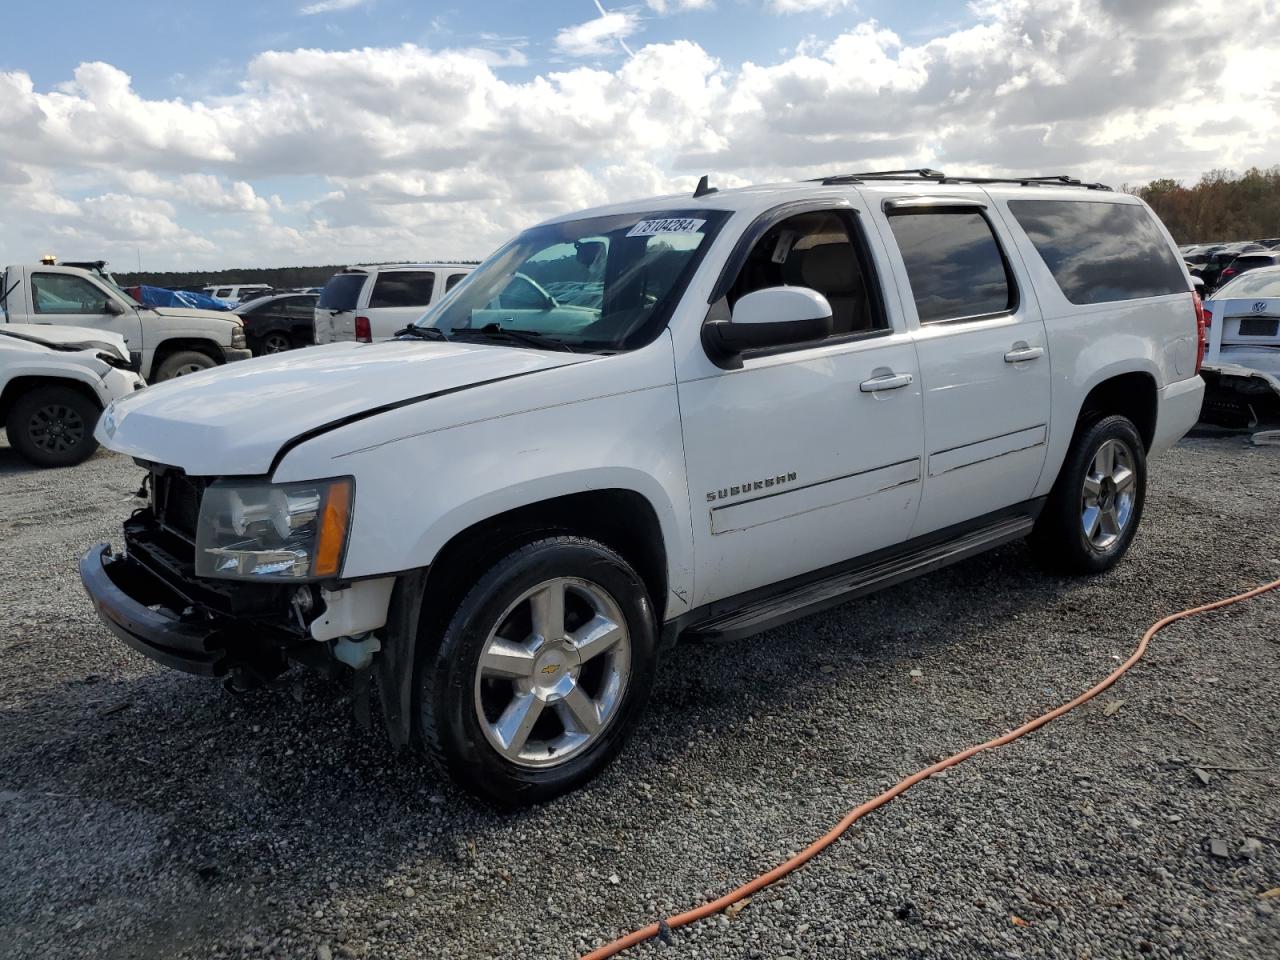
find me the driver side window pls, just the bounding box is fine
[726,210,885,338]
[32,273,108,314]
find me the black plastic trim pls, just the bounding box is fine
[666,498,1045,645]
[80,543,229,677]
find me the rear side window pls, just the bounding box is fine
[369,271,435,308]
[1007,200,1187,305]
[1233,256,1274,270]
[318,272,367,311]
[445,272,467,292]
[887,209,1014,324]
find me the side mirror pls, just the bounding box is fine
[703,287,833,359]
[103,299,126,316]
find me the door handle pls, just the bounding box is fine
[859,372,914,393]
[1004,344,1044,363]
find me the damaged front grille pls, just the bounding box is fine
[149,466,208,543]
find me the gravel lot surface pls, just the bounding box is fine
[1,433,1278,960]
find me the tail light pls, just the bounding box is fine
[1220,267,1237,281]
[1192,291,1207,375]
[354,316,372,343]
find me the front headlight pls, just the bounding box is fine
[230,324,247,348]
[195,477,353,581]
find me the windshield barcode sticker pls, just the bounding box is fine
[626,218,707,238]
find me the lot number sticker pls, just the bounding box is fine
[626,218,707,237]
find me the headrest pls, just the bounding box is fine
[800,244,860,292]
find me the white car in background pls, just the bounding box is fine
[1200,265,1280,423]
[313,263,473,343]
[1,324,144,467]
[202,283,273,306]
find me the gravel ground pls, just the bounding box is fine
[1,432,1278,960]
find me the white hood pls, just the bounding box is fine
[97,340,590,476]
[1,323,130,359]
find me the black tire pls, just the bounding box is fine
[155,349,216,381]
[259,331,292,355]
[1030,414,1147,575]
[417,537,657,806]
[5,385,101,468]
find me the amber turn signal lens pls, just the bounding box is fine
[313,479,353,578]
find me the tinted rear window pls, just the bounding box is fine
[1233,256,1275,270]
[445,272,468,292]
[1007,200,1187,305]
[887,209,1014,324]
[318,273,367,311]
[368,271,435,309]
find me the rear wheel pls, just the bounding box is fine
[260,331,292,355]
[417,537,657,806]
[5,385,101,467]
[155,350,216,381]
[1030,414,1146,574]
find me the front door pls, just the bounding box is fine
[677,203,925,608]
[874,200,1051,537]
[28,269,144,358]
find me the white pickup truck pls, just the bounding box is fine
[80,171,1204,805]
[1,263,251,381]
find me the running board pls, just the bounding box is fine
[683,514,1035,643]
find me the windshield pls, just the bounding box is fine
[1211,267,1280,299]
[416,209,729,351]
[100,276,141,307]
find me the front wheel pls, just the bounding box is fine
[155,350,217,381]
[5,385,101,467]
[1030,414,1147,575]
[417,537,657,806]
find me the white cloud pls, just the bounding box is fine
[647,0,714,11]
[299,0,372,15]
[554,12,641,57]
[767,0,855,13]
[0,0,1276,269]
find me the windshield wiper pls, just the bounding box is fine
[459,323,576,353]
[394,325,449,342]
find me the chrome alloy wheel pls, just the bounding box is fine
[473,577,631,768]
[28,402,85,454]
[1081,437,1137,551]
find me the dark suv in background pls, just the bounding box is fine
[234,292,319,355]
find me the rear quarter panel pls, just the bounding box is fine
[986,193,1198,496]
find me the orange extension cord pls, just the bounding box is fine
[581,576,1280,960]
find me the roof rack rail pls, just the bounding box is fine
[815,169,1112,191]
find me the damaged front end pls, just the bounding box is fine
[79,465,395,696]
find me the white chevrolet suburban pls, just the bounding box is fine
[2,262,251,380]
[79,171,1205,805]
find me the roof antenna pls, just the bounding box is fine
[693,174,718,198]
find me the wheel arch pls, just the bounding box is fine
[0,374,103,427]
[373,486,672,750]
[1075,369,1158,451]
[148,338,224,378]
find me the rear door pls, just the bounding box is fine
[364,270,438,340]
[872,196,1051,537]
[314,271,368,343]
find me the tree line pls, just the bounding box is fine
[114,261,478,291]
[1128,166,1280,244]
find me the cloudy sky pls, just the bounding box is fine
[1,0,1277,271]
